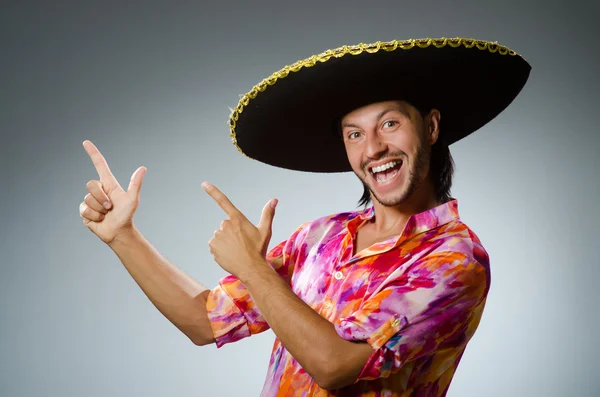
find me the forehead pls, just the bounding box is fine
[341,100,414,124]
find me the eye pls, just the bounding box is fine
[382,120,398,129]
[347,131,361,140]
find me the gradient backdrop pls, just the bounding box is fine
[2,1,599,396]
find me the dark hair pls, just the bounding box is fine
[357,109,455,207]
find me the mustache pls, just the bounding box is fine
[361,151,407,172]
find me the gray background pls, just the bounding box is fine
[2,1,599,396]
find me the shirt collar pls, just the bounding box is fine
[351,199,460,245]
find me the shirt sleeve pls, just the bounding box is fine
[206,222,309,348]
[334,251,488,381]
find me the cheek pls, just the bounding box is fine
[388,132,418,156]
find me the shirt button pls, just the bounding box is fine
[334,271,344,280]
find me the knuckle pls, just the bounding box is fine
[86,180,97,188]
[84,194,103,212]
[80,204,100,220]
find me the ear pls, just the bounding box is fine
[426,109,441,145]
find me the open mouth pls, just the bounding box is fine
[369,160,403,185]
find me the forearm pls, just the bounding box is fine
[240,264,356,388]
[108,226,215,345]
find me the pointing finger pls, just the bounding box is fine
[201,182,243,219]
[82,140,121,192]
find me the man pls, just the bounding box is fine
[80,38,530,396]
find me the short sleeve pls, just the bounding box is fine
[334,251,488,381]
[206,222,309,348]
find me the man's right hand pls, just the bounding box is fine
[80,140,147,245]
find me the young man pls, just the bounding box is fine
[80,38,530,396]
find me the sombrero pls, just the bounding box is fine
[228,37,531,173]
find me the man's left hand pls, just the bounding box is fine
[202,182,277,279]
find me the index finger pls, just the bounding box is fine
[82,140,119,186]
[202,182,244,219]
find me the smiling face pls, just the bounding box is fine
[341,100,440,207]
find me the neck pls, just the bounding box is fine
[369,180,441,236]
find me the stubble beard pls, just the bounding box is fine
[360,143,430,207]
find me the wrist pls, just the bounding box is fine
[108,225,141,250]
[237,258,274,284]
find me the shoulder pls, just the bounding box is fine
[414,219,491,296]
[433,218,490,270]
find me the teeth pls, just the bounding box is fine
[375,168,400,184]
[371,161,399,174]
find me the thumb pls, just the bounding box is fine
[127,166,147,201]
[258,198,278,236]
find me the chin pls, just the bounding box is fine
[368,174,410,206]
[372,190,409,207]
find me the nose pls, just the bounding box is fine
[365,131,387,159]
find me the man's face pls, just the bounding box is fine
[341,100,439,207]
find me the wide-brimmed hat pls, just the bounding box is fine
[228,37,531,173]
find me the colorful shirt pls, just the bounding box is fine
[206,200,490,396]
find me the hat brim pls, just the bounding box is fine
[229,37,531,173]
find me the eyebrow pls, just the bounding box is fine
[341,107,409,129]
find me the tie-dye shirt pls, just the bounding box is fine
[206,200,490,396]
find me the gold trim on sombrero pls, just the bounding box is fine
[228,37,522,158]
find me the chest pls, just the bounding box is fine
[290,229,409,322]
[353,223,400,255]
